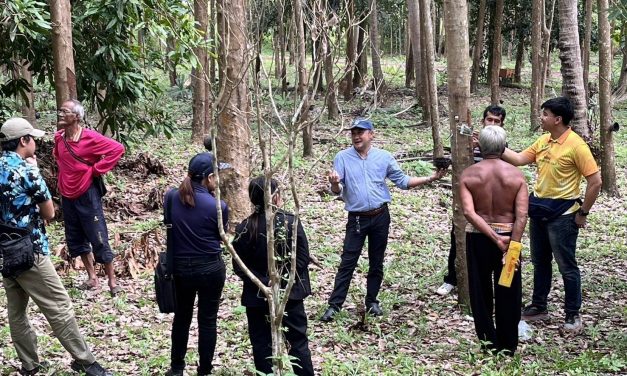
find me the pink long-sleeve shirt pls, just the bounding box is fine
[54,128,125,199]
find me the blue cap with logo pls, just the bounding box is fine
[188,152,231,181]
[347,118,374,131]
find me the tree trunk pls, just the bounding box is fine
[278,11,288,93]
[530,0,543,130]
[353,24,367,89]
[405,39,414,88]
[216,0,251,232]
[50,0,77,120]
[558,0,588,139]
[17,62,36,126]
[582,0,593,102]
[597,0,618,195]
[370,0,386,106]
[489,0,504,105]
[420,0,442,157]
[324,29,339,120]
[293,0,312,158]
[443,0,472,311]
[192,0,209,142]
[514,35,525,83]
[613,23,627,102]
[470,0,487,93]
[344,0,356,101]
[166,36,178,87]
[209,0,217,85]
[407,0,424,106]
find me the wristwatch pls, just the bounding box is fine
[577,208,589,216]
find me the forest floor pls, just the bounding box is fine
[1,68,627,375]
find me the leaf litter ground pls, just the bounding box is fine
[1,88,626,375]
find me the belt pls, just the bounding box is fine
[174,254,222,265]
[349,203,388,217]
[465,222,513,234]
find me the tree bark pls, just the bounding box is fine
[216,0,251,228]
[597,0,618,196]
[370,0,386,106]
[613,23,627,102]
[407,0,424,106]
[558,0,589,139]
[344,0,356,101]
[17,62,36,126]
[514,35,525,83]
[166,36,177,87]
[582,0,593,102]
[192,0,209,142]
[443,0,472,311]
[50,0,77,119]
[354,24,367,89]
[405,39,414,88]
[470,0,487,93]
[419,0,442,158]
[293,0,312,157]
[489,0,504,105]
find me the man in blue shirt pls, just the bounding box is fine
[0,118,112,376]
[320,118,446,322]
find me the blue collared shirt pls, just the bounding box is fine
[333,146,410,212]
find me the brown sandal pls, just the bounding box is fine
[77,281,97,291]
[109,286,123,297]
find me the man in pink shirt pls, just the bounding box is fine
[54,100,125,296]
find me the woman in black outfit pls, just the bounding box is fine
[165,152,229,376]
[232,177,314,376]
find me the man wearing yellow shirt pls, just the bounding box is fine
[501,97,601,332]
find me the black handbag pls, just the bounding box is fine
[61,134,107,196]
[528,194,581,221]
[0,223,35,278]
[154,190,177,313]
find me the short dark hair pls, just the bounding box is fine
[483,105,506,123]
[1,135,30,152]
[541,97,574,125]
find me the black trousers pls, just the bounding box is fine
[466,232,521,354]
[443,228,457,285]
[328,208,390,308]
[171,258,226,374]
[246,300,314,376]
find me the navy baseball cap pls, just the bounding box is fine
[188,152,231,180]
[347,118,374,131]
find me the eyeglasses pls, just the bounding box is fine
[57,108,73,115]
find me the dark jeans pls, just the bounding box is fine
[62,184,114,264]
[246,300,314,376]
[467,232,521,354]
[328,207,390,308]
[171,256,225,375]
[529,213,581,314]
[443,228,457,285]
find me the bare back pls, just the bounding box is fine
[461,158,526,223]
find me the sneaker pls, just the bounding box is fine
[320,306,339,322]
[71,361,112,376]
[19,361,49,375]
[436,282,455,296]
[521,304,549,321]
[563,313,583,332]
[165,369,184,376]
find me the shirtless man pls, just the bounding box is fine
[460,126,528,355]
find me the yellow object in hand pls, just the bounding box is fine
[498,240,522,288]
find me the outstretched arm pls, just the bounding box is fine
[501,148,534,166]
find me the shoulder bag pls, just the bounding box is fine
[154,189,177,313]
[528,194,582,221]
[61,135,107,196]
[0,223,35,279]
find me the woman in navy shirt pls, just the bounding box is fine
[165,152,229,376]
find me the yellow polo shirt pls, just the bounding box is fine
[522,128,599,200]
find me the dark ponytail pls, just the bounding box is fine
[178,175,196,207]
[245,176,279,240]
